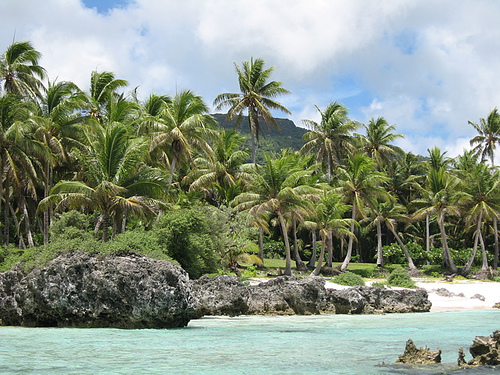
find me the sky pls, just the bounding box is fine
[1,0,500,159]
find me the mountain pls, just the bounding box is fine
[212,113,308,158]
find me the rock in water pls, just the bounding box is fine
[396,339,442,364]
[466,330,500,366]
[0,252,197,328]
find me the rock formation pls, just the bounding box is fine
[396,339,442,364]
[191,275,431,316]
[0,252,196,328]
[459,330,500,366]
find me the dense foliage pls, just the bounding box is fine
[0,40,500,278]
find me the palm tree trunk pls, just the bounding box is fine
[494,217,499,270]
[0,153,4,245]
[311,234,327,276]
[94,213,104,239]
[9,202,25,249]
[326,230,333,267]
[3,174,10,246]
[478,227,489,271]
[277,210,292,276]
[166,156,177,192]
[438,212,458,273]
[292,217,307,271]
[20,195,34,248]
[102,212,109,242]
[307,229,317,268]
[43,161,51,245]
[389,226,417,272]
[341,199,356,271]
[425,214,430,252]
[258,227,264,262]
[376,218,383,267]
[327,153,333,184]
[463,220,480,274]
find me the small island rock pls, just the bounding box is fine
[396,339,442,364]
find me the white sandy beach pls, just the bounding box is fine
[324,279,500,312]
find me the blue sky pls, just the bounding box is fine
[2,0,500,159]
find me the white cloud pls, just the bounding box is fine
[2,0,500,157]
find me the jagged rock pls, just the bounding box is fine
[433,287,464,298]
[0,252,196,328]
[493,302,500,309]
[190,276,431,316]
[396,339,442,364]
[190,275,249,317]
[465,330,500,366]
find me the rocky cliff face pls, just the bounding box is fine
[191,275,431,316]
[0,252,196,328]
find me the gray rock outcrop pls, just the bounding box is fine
[0,252,197,328]
[460,330,500,366]
[191,275,431,316]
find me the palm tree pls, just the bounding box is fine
[460,163,500,274]
[233,153,316,275]
[358,117,404,170]
[368,199,418,274]
[0,41,46,99]
[301,102,358,183]
[214,58,291,163]
[149,90,216,192]
[469,108,500,166]
[40,122,168,242]
[189,129,251,206]
[412,167,464,273]
[306,191,352,276]
[0,94,47,245]
[336,154,390,271]
[86,70,128,121]
[31,80,87,243]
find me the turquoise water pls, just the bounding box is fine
[0,310,499,374]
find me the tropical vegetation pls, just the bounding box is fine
[0,40,499,280]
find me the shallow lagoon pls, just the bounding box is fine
[1,310,499,374]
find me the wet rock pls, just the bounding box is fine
[0,252,196,328]
[396,339,442,364]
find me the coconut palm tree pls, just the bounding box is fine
[358,117,404,170]
[368,199,418,273]
[306,191,352,276]
[233,153,317,275]
[301,102,358,183]
[460,163,500,274]
[31,80,87,243]
[189,129,251,206]
[86,70,128,121]
[335,154,390,271]
[469,108,500,166]
[412,167,465,273]
[40,122,168,242]
[214,58,291,163]
[150,90,217,192]
[0,41,46,99]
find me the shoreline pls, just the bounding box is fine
[324,279,500,312]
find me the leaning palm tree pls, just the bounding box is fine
[301,102,358,183]
[40,122,168,242]
[460,163,500,274]
[357,117,404,170]
[469,108,500,166]
[0,40,46,99]
[336,154,390,271]
[305,191,352,276]
[412,167,465,273]
[214,58,291,163]
[232,153,317,276]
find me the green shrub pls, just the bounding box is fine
[263,240,285,259]
[387,267,416,288]
[372,282,385,288]
[350,268,373,278]
[154,208,218,278]
[332,271,365,286]
[50,211,92,241]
